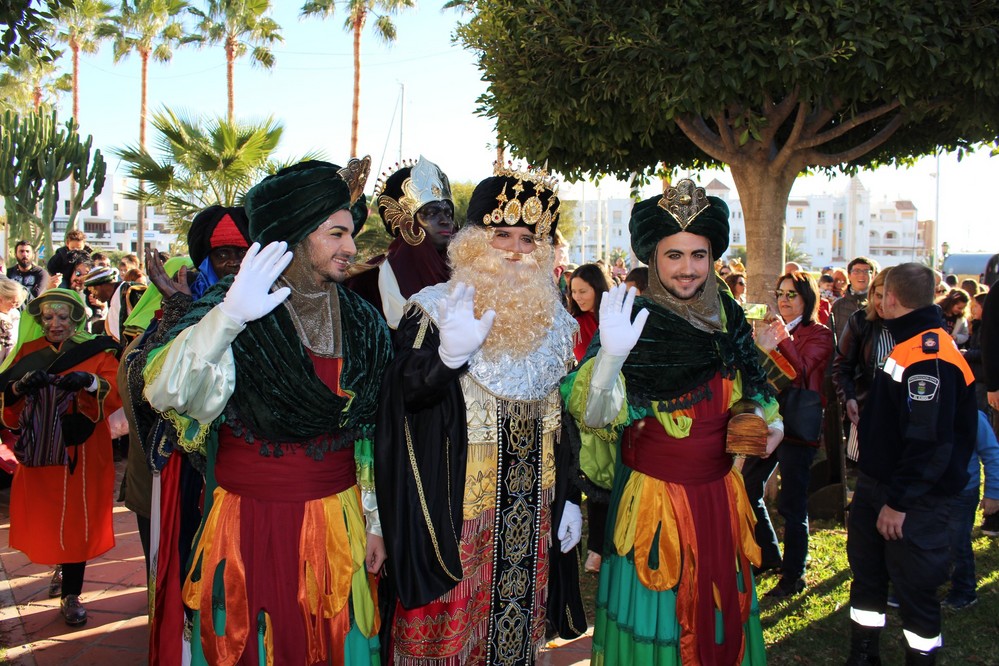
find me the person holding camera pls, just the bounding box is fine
[744,271,833,598]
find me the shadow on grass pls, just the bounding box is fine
[759,524,999,666]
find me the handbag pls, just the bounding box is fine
[14,385,77,468]
[776,353,825,444]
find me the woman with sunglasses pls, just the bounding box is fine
[742,271,833,598]
[724,271,747,305]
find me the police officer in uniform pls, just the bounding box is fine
[845,263,978,665]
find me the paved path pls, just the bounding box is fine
[0,461,594,665]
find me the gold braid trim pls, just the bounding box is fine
[404,417,462,583]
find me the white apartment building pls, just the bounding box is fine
[1,176,178,259]
[564,176,935,270]
[720,176,935,269]
[50,176,178,256]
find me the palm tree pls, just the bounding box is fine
[55,0,115,224]
[188,0,283,124]
[113,107,302,239]
[55,0,115,125]
[301,0,415,156]
[0,44,72,114]
[102,0,191,260]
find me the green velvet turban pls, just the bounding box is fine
[245,160,369,247]
[630,189,730,264]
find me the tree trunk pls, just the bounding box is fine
[496,135,504,165]
[137,49,149,264]
[69,39,79,229]
[351,12,364,156]
[729,163,798,307]
[226,36,235,124]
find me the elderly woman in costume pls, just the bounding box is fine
[0,289,120,626]
[145,159,392,666]
[562,179,781,665]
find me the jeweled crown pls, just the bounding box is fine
[484,162,559,239]
[658,178,709,229]
[337,155,371,206]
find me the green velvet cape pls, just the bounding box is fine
[579,291,774,410]
[164,275,392,447]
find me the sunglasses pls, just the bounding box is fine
[774,290,799,300]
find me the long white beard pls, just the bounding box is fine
[448,227,560,358]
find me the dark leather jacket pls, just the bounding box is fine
[832,308,891,408]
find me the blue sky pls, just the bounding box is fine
[56,2,999,253]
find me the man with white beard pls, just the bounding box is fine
[374,166,585,665]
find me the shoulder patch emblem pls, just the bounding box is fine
[908,373,939,402]
[921,332,939,353]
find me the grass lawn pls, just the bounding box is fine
[578,504,999,665]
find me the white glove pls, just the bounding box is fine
[597,284,650,357]
[437,282,496,369]
[218,241,294,326]
[557,501,583,553]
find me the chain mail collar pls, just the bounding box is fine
[410,282,577,401]
[275,244,343,358]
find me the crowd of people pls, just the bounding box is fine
[0,166,995,666]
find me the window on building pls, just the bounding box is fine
[90,202,99,216]
[64,201,71,215]
[795,209,803,219]
[113,203,119,212]
[613,211,622,223]
[733,231,741,243]
[817,211,826,223]
[885,231,898,242]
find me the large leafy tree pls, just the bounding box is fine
[189,0,283,124]
[0,0,75,59]
[103,0,191,259]
[113,108,291,239]
[456,0,999,300]
[301,0,415,156]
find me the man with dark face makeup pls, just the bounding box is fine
[562,179,783,666]
[347,156,455,329]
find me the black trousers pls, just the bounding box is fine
[61,561,86,597]
[847,473,952,639]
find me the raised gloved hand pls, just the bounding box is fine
[55,372,94,392]
[13,369,52,396]
[597,284,650,357]
[219,241,294,326]
[437,282,496,369]
[557,501,583,553]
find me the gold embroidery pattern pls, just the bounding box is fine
[493,602,529,666]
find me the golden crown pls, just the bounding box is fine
[374,156,452,246]
[484,162,559,239]
[337,155,371,206]
[658,178,709,229]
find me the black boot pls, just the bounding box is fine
[845,622,882,665]
[904,646,936,665]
